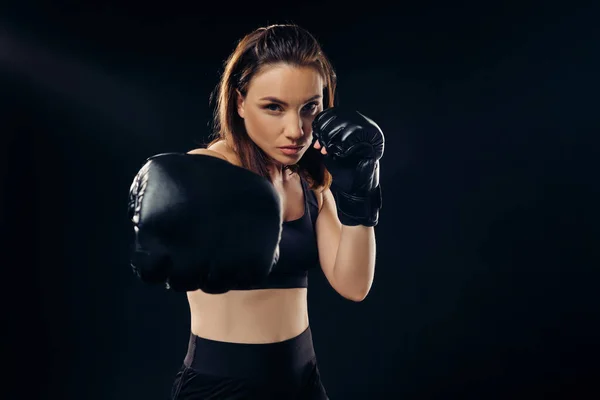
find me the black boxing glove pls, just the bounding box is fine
[128,152,282,293]
[312,108,384,227]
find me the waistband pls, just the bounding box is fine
[184,326,316,381]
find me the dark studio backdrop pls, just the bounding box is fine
[2,1,599,399]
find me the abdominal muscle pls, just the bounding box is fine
[187,288,309,344]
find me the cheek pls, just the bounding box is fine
[246,112,280,140]
[302,115,316,136]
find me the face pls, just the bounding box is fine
[237,63,324,166]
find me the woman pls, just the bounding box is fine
[132,23,385,399]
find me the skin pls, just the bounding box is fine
[187,64,376,344]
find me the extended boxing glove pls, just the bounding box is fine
[128,152,283,293]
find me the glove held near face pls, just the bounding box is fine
[313,108,385,227]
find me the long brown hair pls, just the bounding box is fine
[207,24,336,191]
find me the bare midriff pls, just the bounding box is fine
[187,288,309,344]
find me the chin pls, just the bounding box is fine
[266,149,305,166]
[279,152,306,166]
[272,156,297,167]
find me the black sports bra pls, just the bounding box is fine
[248,176,321,289]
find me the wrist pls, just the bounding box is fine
[332,185,382,227]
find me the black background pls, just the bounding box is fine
[2,1,599,399]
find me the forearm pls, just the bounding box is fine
[332,224,376,301]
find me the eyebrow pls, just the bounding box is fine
[259,94,322,106]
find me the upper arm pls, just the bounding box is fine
[314,188,342,287]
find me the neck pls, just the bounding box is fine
[268,163,294,184]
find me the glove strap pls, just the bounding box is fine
[333,185,382,227]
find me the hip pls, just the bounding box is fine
[171,327,329,399]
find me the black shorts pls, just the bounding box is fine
[170,326,329,399]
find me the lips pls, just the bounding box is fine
[278,145,304,156]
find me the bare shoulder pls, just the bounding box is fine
[187,147,229,162]
[187,140,240,166]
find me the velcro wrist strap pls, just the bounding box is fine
[334,185,382,227]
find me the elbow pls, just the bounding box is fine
[331,264,374,302]
[339,286,371,302]
[346,292,368,302]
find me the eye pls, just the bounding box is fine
[264,103,283,112]
[302,102,319,114]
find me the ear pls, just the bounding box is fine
[236,90,245,119]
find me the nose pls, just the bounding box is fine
[283,114,305,141]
